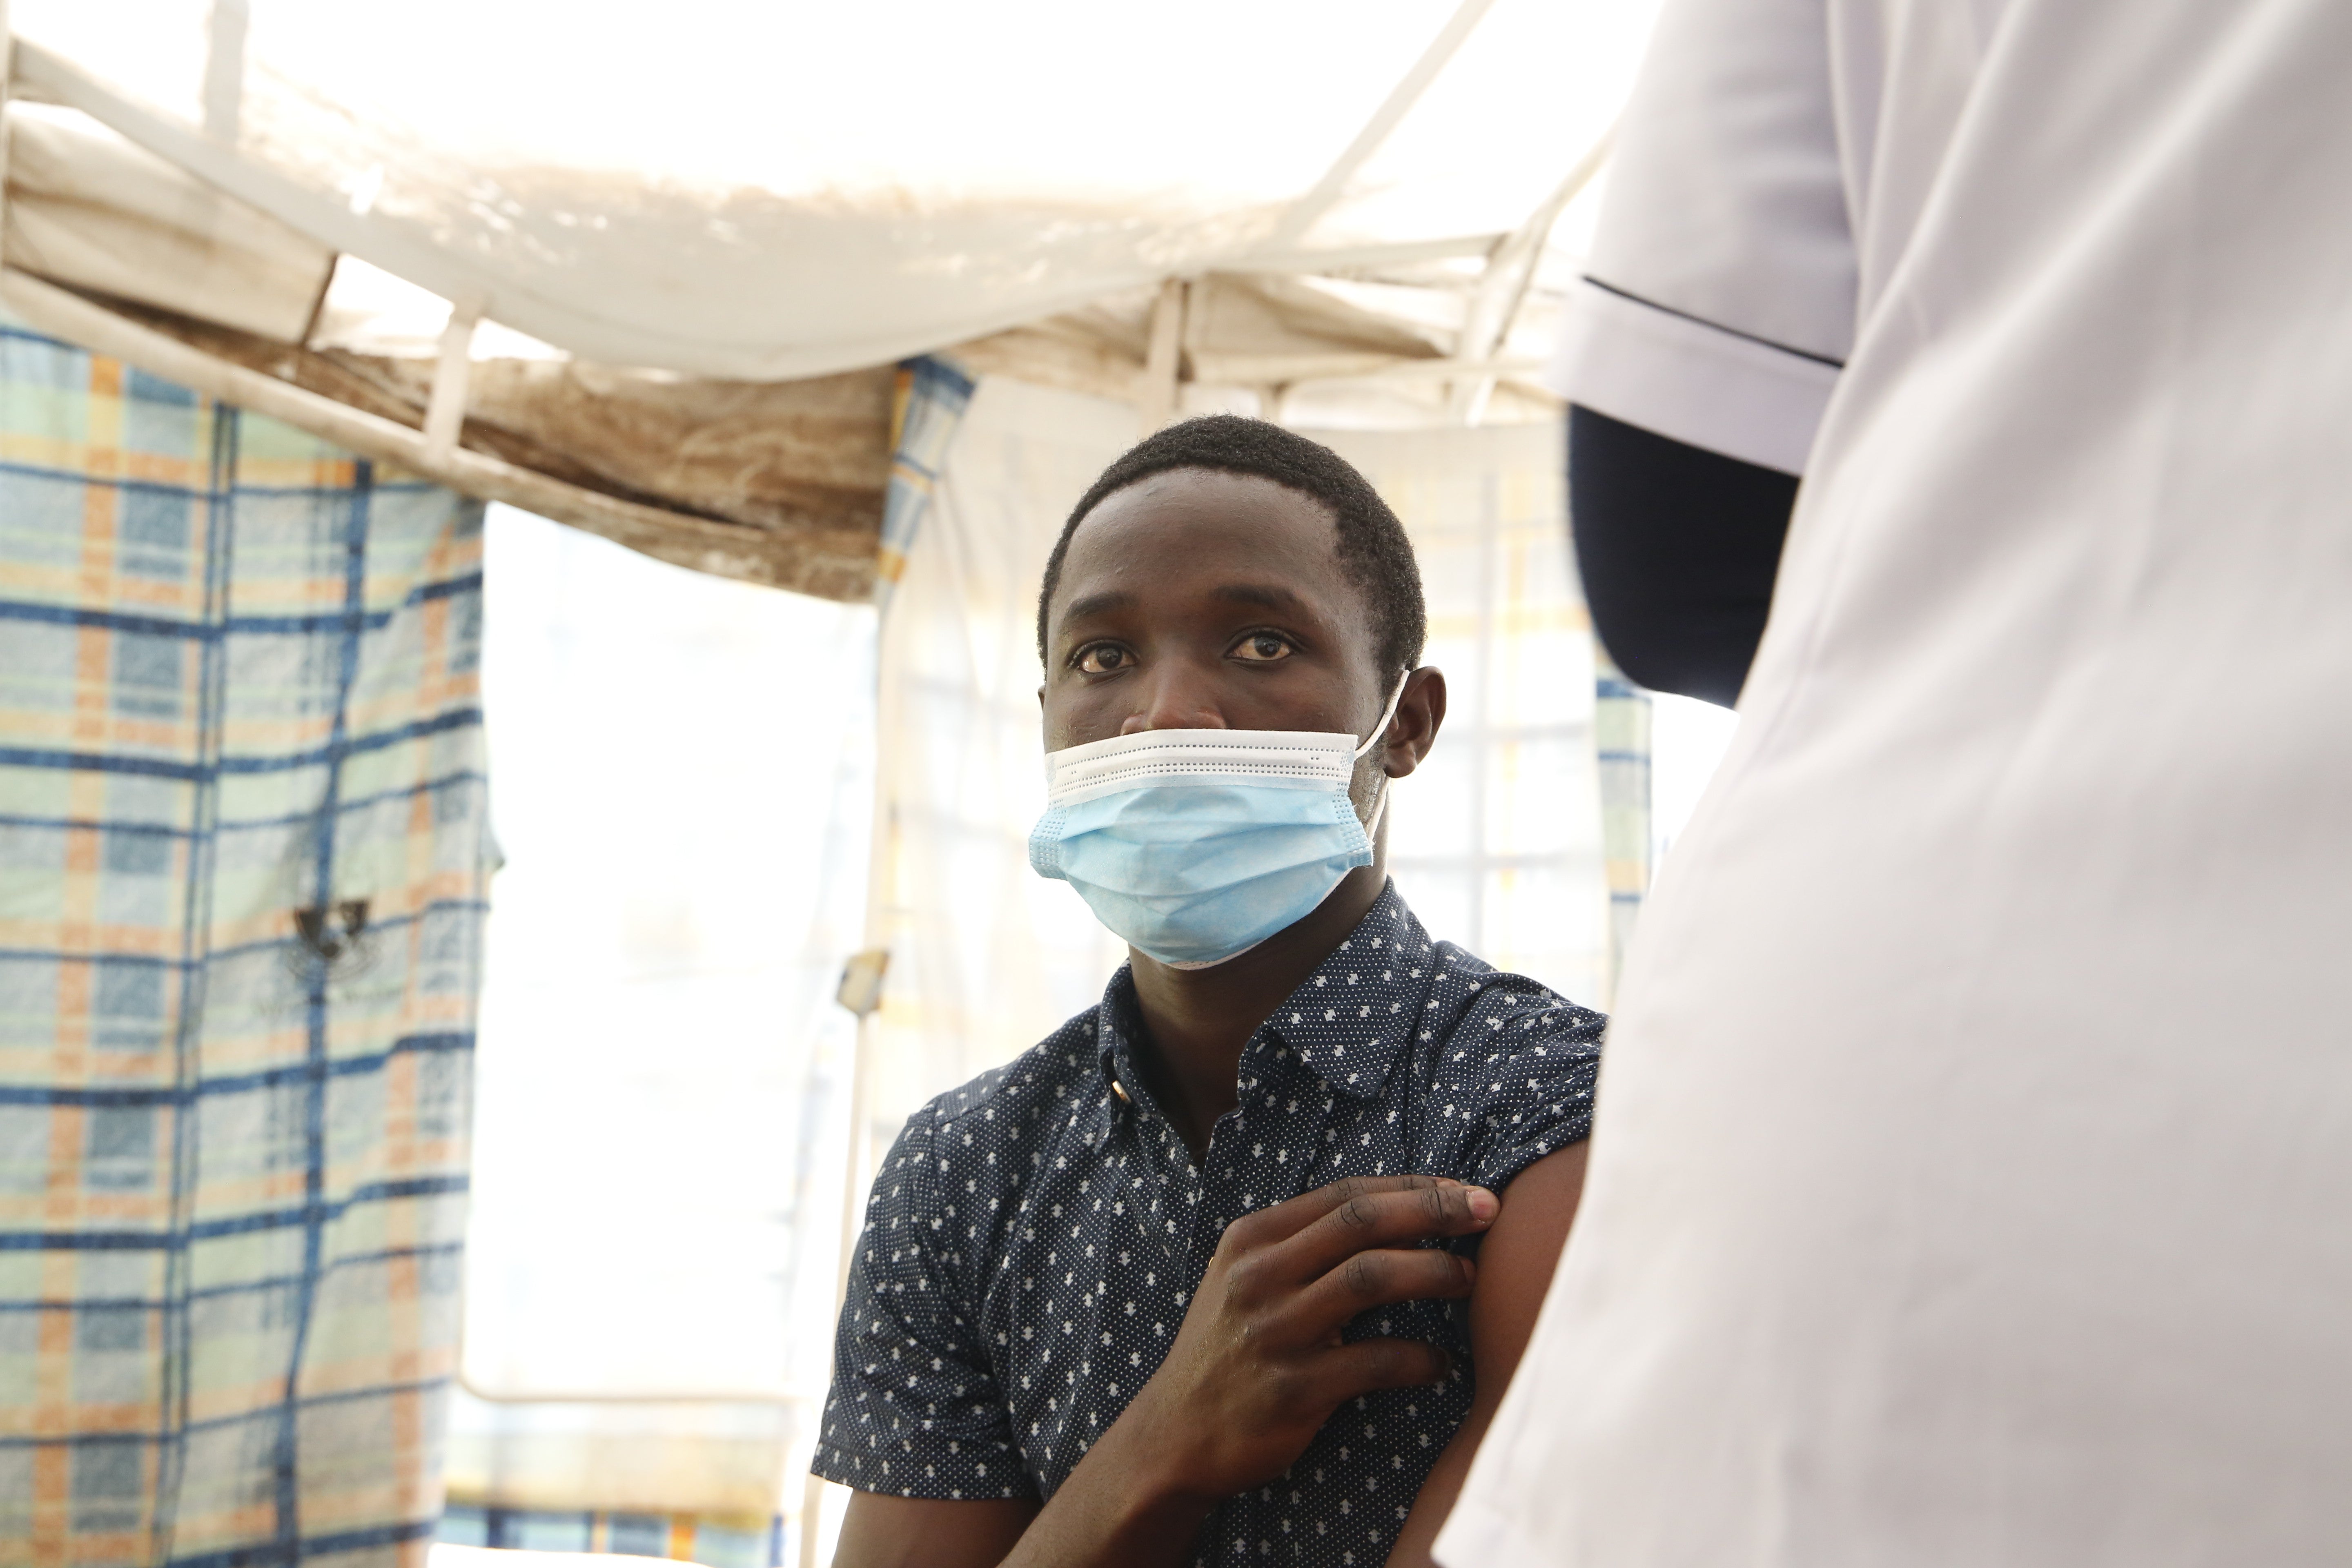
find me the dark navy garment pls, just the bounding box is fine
[812,883,1606,1566]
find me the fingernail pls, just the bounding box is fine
[1466,1187,1499,1222]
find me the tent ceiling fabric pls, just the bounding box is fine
[4,100,331,341]
[2,0,1657,599]
[12,0,1650,380]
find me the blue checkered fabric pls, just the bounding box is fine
[0,323,489,1568]
[437,1505,786,1567]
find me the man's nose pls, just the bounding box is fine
[1120,665,1226,735]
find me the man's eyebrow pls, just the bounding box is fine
[1058,589,1139,625]
[1210,583,1312,613]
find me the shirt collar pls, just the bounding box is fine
[1084,882,1430,1146]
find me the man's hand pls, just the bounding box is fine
[1123,1172,1496,1501]
[980,1173,1498,1568]
[837,1174,1500,1568]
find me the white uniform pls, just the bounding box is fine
[1440,0,2352,1563]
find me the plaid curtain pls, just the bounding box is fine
[870,356,976,612]
[0,323,489,1567]
[438,1505,783,1567]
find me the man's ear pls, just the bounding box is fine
[1383,667,1448,778]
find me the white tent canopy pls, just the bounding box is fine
[11,0,1648,378]
[0,0,1655,597]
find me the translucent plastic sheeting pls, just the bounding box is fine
[2,100,332,340]
[454,506,875,1510]
[859,376,1131,1148]
[15,0,1655,378]
[1322,420,1609,1006]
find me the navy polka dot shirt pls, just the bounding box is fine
[812,883,1606,1564]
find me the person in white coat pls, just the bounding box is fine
[1436,0,2352,1563]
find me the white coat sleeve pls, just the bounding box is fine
[1548,0,1855,476]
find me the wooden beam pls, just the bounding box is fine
[0,266,865,595]
[0,7,15,247]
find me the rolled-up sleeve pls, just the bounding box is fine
[811,1108,1032,1501]
[1550,0,1855,475]
[1434,979,1608,1197]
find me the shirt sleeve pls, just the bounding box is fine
[1568,404,1798,706]
[1439,976,1608,1196]
[1549,0,1854,475]
[810,1104,1034,1501]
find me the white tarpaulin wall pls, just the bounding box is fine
[450,508,875,1525]
[11,0,1653,380]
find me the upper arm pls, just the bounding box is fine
[1465,1144,1591,1410]
[1568,404,1798,706]
[833,1492,1040,1568]
[1389,982,1604,1566]
[1384,1144,1590,1568]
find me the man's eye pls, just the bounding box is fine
[1076,645,1130,674]
[1233,634,1292,662]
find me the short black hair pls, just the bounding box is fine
[1035,415,1427,681]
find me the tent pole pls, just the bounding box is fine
[202,0,247,144]
[1137,278,1188,432]
[801,997,878,1568]
[422,298,481,466]
[1253,0,1495,257]
[1448,124,1615,425]
[801,618,902,1567]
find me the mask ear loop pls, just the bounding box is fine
[1354,670,1412,836]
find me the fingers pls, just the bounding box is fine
[1282,1245,1474,1337]
[1275,1178,1499,1283]
[1307,1336,1456,1406]
[1224,1173,1463,1251]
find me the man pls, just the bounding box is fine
[1441,0,2352,1563]
[812,416,1606,1567]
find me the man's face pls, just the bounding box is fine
[1039,470,1392,770]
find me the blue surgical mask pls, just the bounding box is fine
[1028,675,1408,968]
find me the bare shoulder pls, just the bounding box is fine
[1470,1144,1592,1368]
